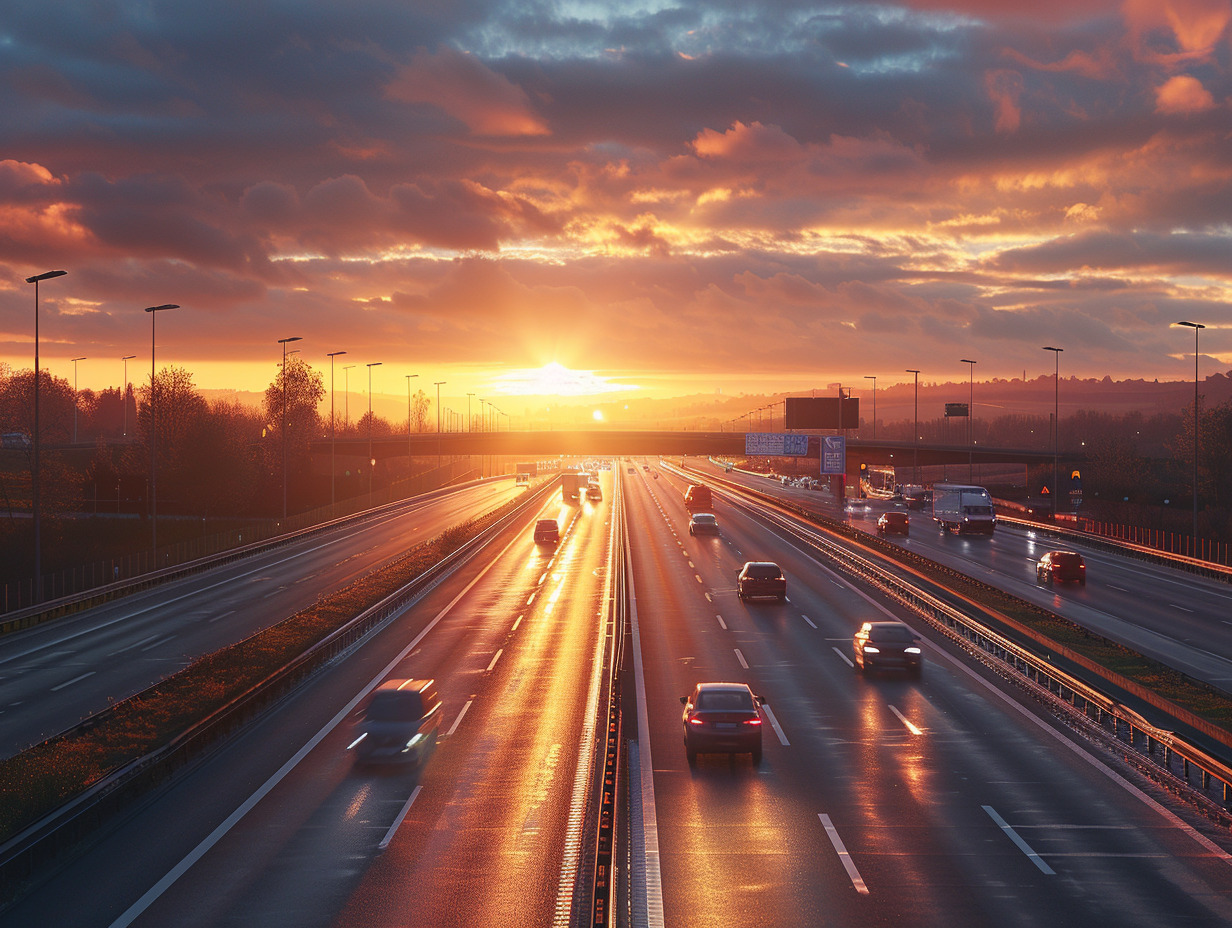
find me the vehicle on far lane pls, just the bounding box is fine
[689,513,720,536]
[533,519,560,544]
[853,621,922,677]
[586,484,603,501]
[1037,550,1086,585]
[736,561,786,602]
[352,678,442,767]
[680,682,764,765]
[877,511,909,536]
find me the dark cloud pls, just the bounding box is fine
[1,0,1229,392]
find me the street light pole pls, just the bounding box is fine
[278,336,302,521]
[343,365,355,427]
[905,370,920,485]
[145,303,180,558]
[327,351,347,507]
[71,357,86,443]
[25,269,66,602]
[863,375,876,440]
[1175,321,1204,541]
[366,363,382,501]
[406,373,419,475]
[435,381,446,470]
[960,359,976,482]
[122,355,136,437]
[1042,347,1063,520]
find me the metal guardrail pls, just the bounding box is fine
[589,470,628,927]
[0,475,522,635]
[996,511,1232,583]
[671,462,1232,813]
[0,477,560,895]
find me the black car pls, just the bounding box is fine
[680,682,764,764]
[736,561,786,602]
[352,679,442,766]
[1037,550,1086,584]
[853,621,922,677]
[533,519,560,544]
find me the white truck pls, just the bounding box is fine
[931,483,996,535]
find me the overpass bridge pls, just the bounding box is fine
[309,430,1067,470]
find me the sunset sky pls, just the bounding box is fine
[2,0,1229,413]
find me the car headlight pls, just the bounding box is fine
[905,647,921,654]
[863,646,880,653]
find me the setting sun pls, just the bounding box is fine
[487,363,637,398]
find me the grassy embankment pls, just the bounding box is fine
[0,484,542,844]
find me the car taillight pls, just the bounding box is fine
[688,715,704,725]
[743,718,762,726]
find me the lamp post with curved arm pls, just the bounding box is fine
[366,363,381,501]
[145,304,180,557]
[25,269,67,601]
[905,370,920,485]
[1042,347,1063,520]
[327,351,347,507]
[1175,321,1204,541]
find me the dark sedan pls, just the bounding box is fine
[853,621,922,677]
[877,511,910,536]
[1037,550,1086,584]
[681,682,764,765]
[736,561,786,602]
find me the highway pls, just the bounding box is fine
[0,479,525,758]
[625,463,1232,927]
[3,464,1232,927]
[691,459,1232,693]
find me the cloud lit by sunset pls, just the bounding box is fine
[1,0,1228,403]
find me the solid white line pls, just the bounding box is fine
[377,785,422,852]
[762,704,790,746]
[716,614,727,630]
[818,814,869,894]
[930,639,1232,866]
[734,648,748,669]
[50,672,95,692]
[889,704,923,735]
[486,649,503,672]
[983,805,1055,875]
[106,522,527,928]
[801,614,817,629]
[832,646,854,668]
[446,699,473,737]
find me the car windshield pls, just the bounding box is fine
[694,515,715,524]
[869,625,915,643]
[366,693,420,721]
[695,690,753,710]
[1052,553,1082,566]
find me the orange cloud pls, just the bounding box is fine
[385,47,549,137]
[1123,0,1231,59]
[984,70,1024,133]
[691,121,804,161]
[1154,74,1217,112]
